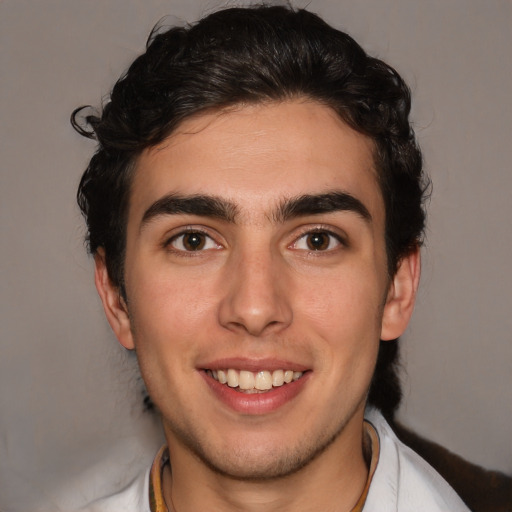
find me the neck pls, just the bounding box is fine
[162,421,369,512]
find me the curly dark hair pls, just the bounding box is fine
[73,4,429,419]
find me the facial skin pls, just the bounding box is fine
[95,100,419,511]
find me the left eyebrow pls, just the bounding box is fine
[140,193,238,231]
[272,192,372,224]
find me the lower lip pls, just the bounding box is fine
[201,371,310,415]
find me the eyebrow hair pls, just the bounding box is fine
[140,190,371,231]
[273,192,372,223]
[141,194,238,229]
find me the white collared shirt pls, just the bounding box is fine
[82,408,470,512]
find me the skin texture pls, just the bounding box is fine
[95,100,420,512]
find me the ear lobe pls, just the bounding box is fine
[380,248,421,341]
[94,249,135,350]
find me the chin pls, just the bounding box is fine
[171,419,346,482]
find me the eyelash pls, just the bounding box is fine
[163,225,347,256]
[164,228,221,255]
[291,227,346,253]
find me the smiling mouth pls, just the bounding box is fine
[205,369,305,394]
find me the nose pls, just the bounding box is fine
[218,247,293,337]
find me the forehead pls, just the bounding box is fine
[130,100,383,224]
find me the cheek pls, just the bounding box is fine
[298,265,384,333]
[127,269,218,356]
[126,275,214,407]
[296,265,384,375]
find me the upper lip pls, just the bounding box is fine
[198,357,310,372]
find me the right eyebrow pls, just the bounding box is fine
[140,194,238,232]
[272,191,372,224]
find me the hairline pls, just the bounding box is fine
[109,98,400,295]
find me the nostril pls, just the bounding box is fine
[217,268,293,336]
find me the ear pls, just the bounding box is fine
[94,249,135,350]
[380,247,421,341]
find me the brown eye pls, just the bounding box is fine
[182,232,206,251]
[169,231,220,252]
[306,232,330,251]
[292,230,343,252]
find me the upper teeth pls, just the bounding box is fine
[208,369,303,391]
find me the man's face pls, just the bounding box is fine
[98,100,412,479]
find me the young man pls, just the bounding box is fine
[74,5,470,511]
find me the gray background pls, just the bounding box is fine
[1,0,511,510]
